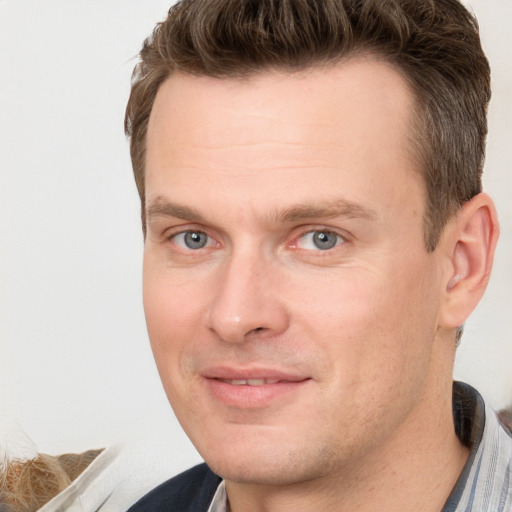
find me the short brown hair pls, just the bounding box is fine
[125,0,490,250]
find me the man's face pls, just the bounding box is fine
[143,60,446,485]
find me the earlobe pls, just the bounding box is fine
[439,193,500,329]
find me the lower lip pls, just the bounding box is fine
[204,378,311,408]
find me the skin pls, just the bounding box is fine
[142,59,496,511]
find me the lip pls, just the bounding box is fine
[201,366,311,408]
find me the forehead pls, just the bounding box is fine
[145,59,423,223]
[148,58,415,150]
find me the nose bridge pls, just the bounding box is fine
[206,243,288,343]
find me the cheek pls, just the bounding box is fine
[143,249,210,330]
[301,266,439,436]
[142,262,206,381]
[296,259,439,381]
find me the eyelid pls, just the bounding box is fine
[163,223,209,239]
[159,223,350,253]
[165,225,220,251]
[174,231,214,250]
[289,227,349,251]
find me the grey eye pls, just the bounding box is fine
[312,231,339,250]
[296,230,344,251]
[183,231,209,249]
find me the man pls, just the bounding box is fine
[125,0,512,510]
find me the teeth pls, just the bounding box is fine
[247,379,265,386]
[221,378,281,386]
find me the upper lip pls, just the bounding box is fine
[202,366,310,382]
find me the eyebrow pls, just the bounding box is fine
[275,201,377,223]
[146,197,206,223]
[145,196,377,225]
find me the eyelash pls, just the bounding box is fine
[166,227,348,254]
[170,230,217,250]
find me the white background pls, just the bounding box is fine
[1,1,511,460]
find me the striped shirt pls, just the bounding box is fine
[443,382,512,511]
[208,382,512,511]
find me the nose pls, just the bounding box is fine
[206,250,289,343]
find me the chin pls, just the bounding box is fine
[199,436,334,486]
[208,457,306,486]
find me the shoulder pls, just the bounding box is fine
[446,384,512,511]
[465,404,512,510]
[127,463,222,512]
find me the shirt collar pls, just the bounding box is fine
[207,479,227,512]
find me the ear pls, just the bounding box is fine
[438,193,500,330]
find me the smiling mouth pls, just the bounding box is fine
[205,375,311,408]
[203,367,311,407]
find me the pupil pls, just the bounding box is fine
[313,231,337,250]
[184,231,207,249]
